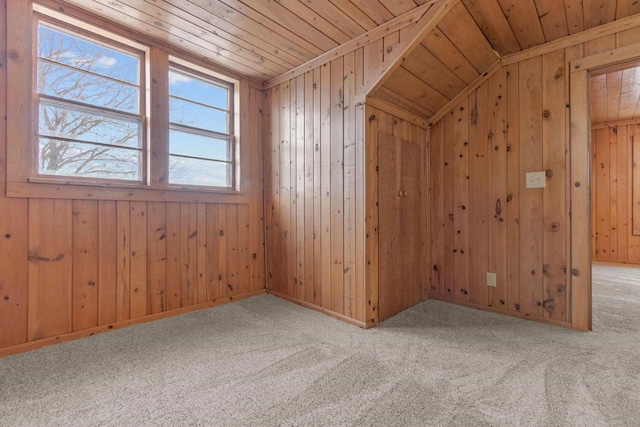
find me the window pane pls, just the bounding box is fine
[169,156,230,187]
[169,129,230,161]
[170,97,228,133]
[38,24,139,85]
[38,61,139,114]
[40,103,140,148]
[169,68,228,110]
[39,139,141,180]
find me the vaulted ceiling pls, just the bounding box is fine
[54,0,640,108]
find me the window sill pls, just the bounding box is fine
[6,180,251,204]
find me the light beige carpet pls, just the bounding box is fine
[1,263,639,426]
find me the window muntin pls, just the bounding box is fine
[169,65,233,188]
[36,22,144,182]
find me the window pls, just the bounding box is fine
[26,7,240,194]
[36,22,145,183]
[169,64,234,188]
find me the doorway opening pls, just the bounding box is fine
[589,61,640,328]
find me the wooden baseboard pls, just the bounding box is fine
[428,295,574,330]
[0,290,266,357]
[267,290,373,329]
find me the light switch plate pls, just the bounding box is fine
[486,272,497,287]
[526,171,546,189]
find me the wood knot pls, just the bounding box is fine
[543,109,551,118]
[571,269,579,276]
[219,230,224,237]
[8,50,19,61]
[88,281,96,286]
[4,234,10,239]
[3,295,9,301]
[252,253,257,259]
[369,115,376,123]
[433,265,439,271]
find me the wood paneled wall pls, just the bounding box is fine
[262,21,431,326]
[429,26,640,328]
[0,0,265,354]
[263,56,368,325]
[591,124,640,264]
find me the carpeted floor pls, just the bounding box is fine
[1,263,640,426]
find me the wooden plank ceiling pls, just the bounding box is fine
[54,0,640,105]
[375,0,640,121]
[590,63,640,126]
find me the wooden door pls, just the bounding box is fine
[378,132,423,321]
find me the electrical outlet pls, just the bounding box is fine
[486,272,497,287]
[526,171,546,189]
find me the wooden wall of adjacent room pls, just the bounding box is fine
[591,124,640,264]
[262,21,431,326]
[429,26,640,327]
[0,0,265,355]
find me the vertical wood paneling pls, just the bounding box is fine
[518,57,544,318]
[592,124,640,265]
[365,104,380,324]
[295,74,305,302]
[97,201,117,326]
[72,200,99,331]
[196,203,208,302]
[468,87,489,306]
[116,201,131,321]
[343,52,356,317]
[430,120,445,297]
[488,69,508,309]
[330,57,345,315]
[165,203,182,310]
[304,71,315,304]
[280,81,292,296]
[506,62,521,313]
[431,51,582,325]
[129,202,148,319]
[237,204,251,296]
[147,202,167,314]
[205,204,219,301]
[0,199,29,347]
[320,64,332,309]
[452,99,470,302]
[226,204,239,297]
[542,49,567,321]
[312,68,323,307]
[180,204,198,305]
[217,205,228,297]
[28,199,73,341]
[0,82,265,354]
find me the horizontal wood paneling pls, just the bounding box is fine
[0,6,265,355]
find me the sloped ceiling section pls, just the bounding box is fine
[372,0,640,121]
[54,0,640,103]
[54,0,432,80]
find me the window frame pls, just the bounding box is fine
[33,16,148,186]
[167,58,238,191]
[5,2,246,203]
